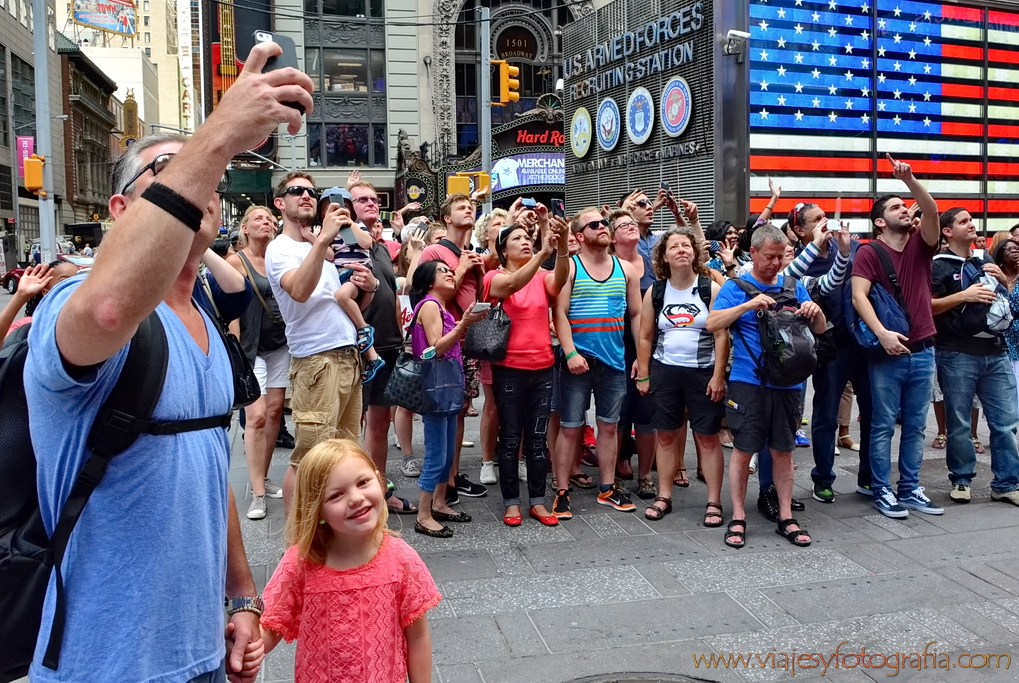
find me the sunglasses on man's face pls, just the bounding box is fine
[120,152,230,195]
[281,185,318,199]
[634,199,651,208]
[581,219,609,232]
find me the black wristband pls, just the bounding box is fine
[140,182,204,233]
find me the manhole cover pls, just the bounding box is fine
[567,675,720,683]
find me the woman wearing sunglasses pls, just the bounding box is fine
[408,260,487,538]
[483,208,570,527]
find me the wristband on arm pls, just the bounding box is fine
[140,182,204,233]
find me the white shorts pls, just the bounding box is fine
[254,345,291,394]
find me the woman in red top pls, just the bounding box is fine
[484,208,570,526]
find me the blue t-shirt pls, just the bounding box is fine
[712,273,812,389]
[26,275,233,683]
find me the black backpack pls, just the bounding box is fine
[0,313,232,682]
[649,274,712,354]
[731,277,818,387]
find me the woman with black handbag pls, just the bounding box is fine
[482,210,570,527]
[227,205,292,520]
[408,260,487,537]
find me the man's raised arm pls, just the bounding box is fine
[56,42,313,368]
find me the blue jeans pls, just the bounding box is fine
[419,413,458,493]
[810,347,874,488]
[938,350,1019,492]
[558,353,627,428]
[868,347,935,495]
[187,662,226,683]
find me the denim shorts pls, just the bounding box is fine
[559,353,627,428]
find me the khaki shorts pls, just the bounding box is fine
[289,346,362,466]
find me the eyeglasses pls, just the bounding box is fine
[581,219,609,232]
[436,265,454,274]
[353,196,379,205]
[119,152,231,195]
[614,221,638,230]
[281,185,318,199]
[635,199,651,208]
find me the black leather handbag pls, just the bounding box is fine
[463,303,511,362]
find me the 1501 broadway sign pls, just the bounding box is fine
[563,2,705,103]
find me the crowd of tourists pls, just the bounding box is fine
[6,45,1019,683]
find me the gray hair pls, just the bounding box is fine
[111,132,188,196]
[750,222,788,250]
[474,208,508,248]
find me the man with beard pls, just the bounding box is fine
[552,207,643,519]
[417,193,489,502]
[852,155,943,519]
[349,180,418,515]
[265,172,378,510]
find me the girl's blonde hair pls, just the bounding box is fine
[284,439,391,564]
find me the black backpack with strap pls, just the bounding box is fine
[649,274,712,355]
[731,277,818,387]
[0,312,232,682]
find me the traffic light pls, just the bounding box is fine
[492,60,520,106]
[24,155,44,193]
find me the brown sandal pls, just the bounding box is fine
[674,468,690,488]
[703,502,724,528]
[644,496,672,521]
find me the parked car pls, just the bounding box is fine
[2,254,94,294]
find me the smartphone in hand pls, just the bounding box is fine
[551,198,566,219]
[254,31,305,114]
[520,198,537,208]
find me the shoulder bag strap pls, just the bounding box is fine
[199,271,224,325]
[43,312,167,669]
[728,278,767,379]
[697,274,711,309]
[238,251,283,325]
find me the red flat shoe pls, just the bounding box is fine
[503,512,522,527]
[529,507,559,526]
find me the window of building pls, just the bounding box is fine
[11,54,35,138]
[143,15,149,25]
[317,0,381,17]
[144,32,150,43]
[370,50,385,92]
[322,49,367,91]
[143,0,149,9]
[305,48,321,90]
[308,123,387,167]
[0,165,12,212]
[0,44,8,148]
[145,47,151,57]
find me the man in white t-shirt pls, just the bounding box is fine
[265,171,379,509]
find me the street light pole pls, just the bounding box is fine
[33,0,57,263]
[478,6,493,214]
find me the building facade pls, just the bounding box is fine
[58,33,118,226]
[1,0,68,265]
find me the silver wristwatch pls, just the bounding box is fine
[225,595,264,616]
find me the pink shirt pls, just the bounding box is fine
[483,268,555,370]
[261,535,441,683]
[420,242,480,320]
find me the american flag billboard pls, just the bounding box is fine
[748,0,1019,230]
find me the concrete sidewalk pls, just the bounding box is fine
[232,410,1019,683]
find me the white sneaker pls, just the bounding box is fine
[479,461,497,484]
[518,460,528,483]
[263,478,283,499]
[246,495,267,520]
[748,453,758,474]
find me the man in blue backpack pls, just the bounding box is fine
[931,207,1019,506]
[23,43,312,683]
[852,155,944,519]
[708,223,827,549]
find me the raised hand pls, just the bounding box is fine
[16,264,54,300]
[886,153,914,181]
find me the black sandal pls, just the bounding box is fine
[414,521,453,538]
[703,502,724,528]
[724,519,747,548]
[643,496,672,521]
[431,509,472,523]
[386,496,418,515]
[776,518,811,547]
